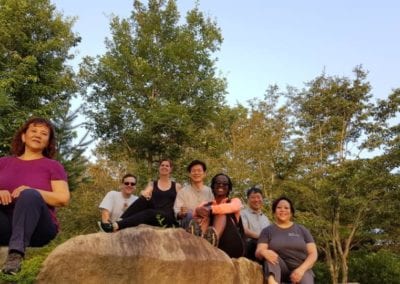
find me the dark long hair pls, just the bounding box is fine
[11,117,57,158]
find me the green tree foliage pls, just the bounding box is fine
[0,0,80,155]
[224,86,297,200]
[53,104,93,191]
[348,250,400,284]
[79,0,227,177]
[283,66,400,284]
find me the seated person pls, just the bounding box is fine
[256,196,318,284]
[191,173,246,258]
[0,117,70,275]
[241,187,270,260]
[98,173,138,225]
[173,160,214,229]
[99,159,181,232]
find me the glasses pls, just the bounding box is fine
[124,182,136,186]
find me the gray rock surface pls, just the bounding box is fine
[37,225,263,283]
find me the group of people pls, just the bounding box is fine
[0,117,318,283]
[99,159,318,283]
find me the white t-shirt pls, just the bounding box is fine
[99,191,138,222]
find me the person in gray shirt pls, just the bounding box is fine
[256,196,318,284]
[241,187,270,260]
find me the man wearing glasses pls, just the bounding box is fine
[99,173,139,224]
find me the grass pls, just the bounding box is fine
[0,234,70,284]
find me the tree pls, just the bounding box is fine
[79,0,226,177]
[285,66,399,284]
[53,104,93,191]
[0,0,80,155]
[223,86,297,200]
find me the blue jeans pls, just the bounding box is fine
[0,189,57,254]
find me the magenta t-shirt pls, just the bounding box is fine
[0,156,68,229]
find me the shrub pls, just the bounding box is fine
[348,250,400,284]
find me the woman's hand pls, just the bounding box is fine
[195,205,210,218]
[290,267,305,283]
[141,189,152,200]
[141,182,153,200]
[11,185,30,199]
[0,190,12,205]
[264,249,279,265]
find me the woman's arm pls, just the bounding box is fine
[141,182,153,199]
[290,243,318,283]
[175,182,182,192]
[11,180,70,207]
[255,242,279,264]
[210,198,242,215]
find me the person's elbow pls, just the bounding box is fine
[307,243,318,263]
[255,246,263,260]
[57,191,71,207]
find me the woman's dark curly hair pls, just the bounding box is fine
[210,173,233,196]
[11,117,57,158]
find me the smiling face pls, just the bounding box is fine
[248,192,263,212]
[273,199,293,224]
[212,175,230,198]
[21,123,50,154]
[121,176,136,198]
[159,160,172,177]
[189,164,206,184]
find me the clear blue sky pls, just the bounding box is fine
[52,0,400,106]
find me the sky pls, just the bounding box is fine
[51,0,399,156]
[52,0,400,106]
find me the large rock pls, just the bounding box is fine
[37,225,263,283]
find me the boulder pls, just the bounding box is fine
[37,225,263,283]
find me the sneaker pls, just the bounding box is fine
[98,221,114,233]
[203,226,219,247]
[187,219,202,237]
[2,252,23,275]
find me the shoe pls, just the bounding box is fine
[187,219,202,237]
[203,226,219,247]
[98,221,114,233]
[2,252,23,275]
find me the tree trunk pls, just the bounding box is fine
[341,259,349,284]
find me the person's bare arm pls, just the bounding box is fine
[255,243,279,264]
[101,208,111,223]
[290,243,318,283]
[141,182,153,199]
[11,180,70,207]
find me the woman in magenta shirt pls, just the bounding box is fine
[0,117,70,275]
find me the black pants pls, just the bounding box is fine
[117,196,176,230]
[0,189,57,254]
[245,238,259,261]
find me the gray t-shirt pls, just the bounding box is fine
[258,223,314,270]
